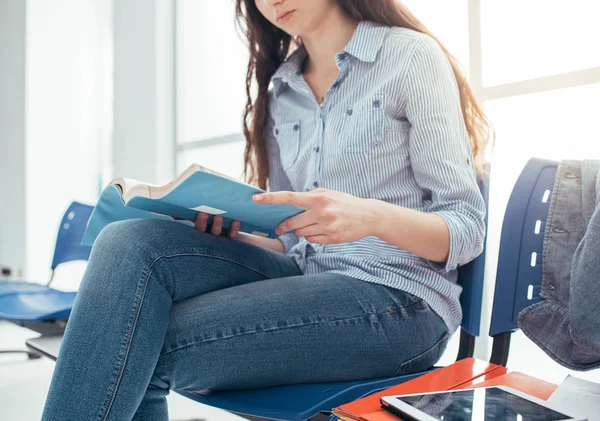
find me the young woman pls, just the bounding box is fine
[42,1,490,420]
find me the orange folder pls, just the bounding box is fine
[334,358,559,421]
[333,358,507,421]
[358,372,558,421]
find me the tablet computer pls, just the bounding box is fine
[380,386,585,421]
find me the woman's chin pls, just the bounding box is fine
[278,24,304,38]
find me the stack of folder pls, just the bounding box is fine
[331,357,556,421]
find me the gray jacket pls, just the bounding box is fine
[518,160,600,370]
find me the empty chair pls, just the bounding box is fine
[0,201,94,358]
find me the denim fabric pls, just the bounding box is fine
[41,219,449,420]
[518,160,600,370]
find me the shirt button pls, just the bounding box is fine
[313,181,319,188]
[275,128,279,135]
[373,99,381,108]
[313,146,320,152]
[293,123,299,131]
[346,107,353,116]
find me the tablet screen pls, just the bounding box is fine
[395,387,571,421]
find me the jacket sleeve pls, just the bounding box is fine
[265,114,300,253]
[403,36,486,272]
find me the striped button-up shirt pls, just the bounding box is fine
[265,20,486,333]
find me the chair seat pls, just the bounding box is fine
[175,368,435,421]
[0,281,76,321]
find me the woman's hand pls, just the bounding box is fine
[253,188,377,244]
[193,212,241,238]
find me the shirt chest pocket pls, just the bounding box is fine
[340,95,385,153]
[273,120,301,170]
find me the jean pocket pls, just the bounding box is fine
[273,120,301,170]
[392,332,449,377]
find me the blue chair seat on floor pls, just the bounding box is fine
[175,369,432,421]
[0,281,76,321]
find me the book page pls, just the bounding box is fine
[109,177,153,199]
[111,162,258,203]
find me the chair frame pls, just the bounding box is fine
[488,158,558,367]
[0,201,93,359]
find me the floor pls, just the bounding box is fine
[0,320,245,421]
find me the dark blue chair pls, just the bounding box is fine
[488,158,559,366]
[175,174,490,421]
[0,201,94,358]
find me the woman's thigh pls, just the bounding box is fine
[150,273,449,393]
[86,218,303,302]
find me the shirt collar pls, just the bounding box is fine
[272,20,388,95]
[342,20,388,62]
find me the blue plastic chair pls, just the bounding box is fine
[0,201,94,358]
[175,174,490,421]
[488,158,559,366]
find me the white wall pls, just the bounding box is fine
[0,0,27,279]
[0,0,111,282]
[24,0,112,282]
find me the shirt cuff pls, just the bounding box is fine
[277,232,299,254]
[429,210,480,273]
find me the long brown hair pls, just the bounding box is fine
[235,0,492,190]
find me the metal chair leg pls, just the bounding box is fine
[0,349,42,359]
[490,332,512,367]
[457,329,476,361]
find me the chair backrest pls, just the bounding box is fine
[489,158,558,337]
[457,169,490,337]
[51,201,94,269]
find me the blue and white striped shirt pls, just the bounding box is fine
[265,21,486,334]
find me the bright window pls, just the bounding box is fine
[176,0,248,144]
[481,0,600,86]
[402,0,470,73]
[178,140,246,179]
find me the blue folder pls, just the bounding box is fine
[81,170,304,246]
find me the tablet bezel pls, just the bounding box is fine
[380,386,583,421]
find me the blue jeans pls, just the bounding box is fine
[41,219,449,421]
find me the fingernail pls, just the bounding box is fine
[253,194,263,202]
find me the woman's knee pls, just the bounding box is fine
[93,218,220,259]
[96,219,163,247]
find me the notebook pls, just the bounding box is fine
[81,163,304,246]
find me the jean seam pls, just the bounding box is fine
[160,300,427,357]
[96,249,278,419]
[386,298,424,313]
[97,261,153,421]
[149,250,275,283]
[392,331,449,377]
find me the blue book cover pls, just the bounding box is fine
[81,164,304,246]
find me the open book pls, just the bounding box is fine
[81,163,304,246]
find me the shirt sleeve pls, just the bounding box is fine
[265,113,300,253]
[402,36,486,273]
